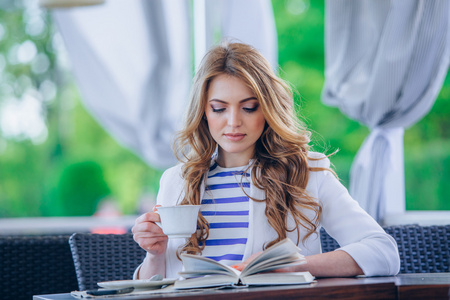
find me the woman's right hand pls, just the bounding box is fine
[132,206,168,256]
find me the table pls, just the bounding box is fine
[395,273,450,299]
[33,273,450,300]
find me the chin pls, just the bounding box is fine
[222,147,250,155]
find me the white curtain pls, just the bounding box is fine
[204,0,277,69]
[322,0,450,221]
[52,0,191,169]
[52,0,277,170]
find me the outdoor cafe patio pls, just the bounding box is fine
[0,0,449,299]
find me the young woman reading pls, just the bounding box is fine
[132,42,400,279]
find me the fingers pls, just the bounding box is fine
[132,230,167,255]
[247,252,262,261]
[231,263,245,271]
[132,214,163,237]
[231,251,263,271]
[132,211,168,255]
[134,234,168,255]
[132,225,164,237]
[134,211,160,225]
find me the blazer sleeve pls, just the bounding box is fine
[310,154,400,276]
[156,164,185,206]
[134,164,186,280]
[155,164,187,278]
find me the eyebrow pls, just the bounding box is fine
[208,97,258,104]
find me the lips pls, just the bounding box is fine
[224,133,246,141]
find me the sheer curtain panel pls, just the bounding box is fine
[322,0,450,221]
[52,0,191,169]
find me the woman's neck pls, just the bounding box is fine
[216,153,252,168]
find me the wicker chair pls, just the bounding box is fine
[0,235,78,300]
[319,227,340,253]
[69,233,146,291]
[320,224,450,274]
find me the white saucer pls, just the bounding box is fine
[98,278,176,289]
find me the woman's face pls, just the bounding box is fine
[204,74,266,167]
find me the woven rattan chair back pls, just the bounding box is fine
[320,224,450,274]
[319,227,340,253]
[384,224,450,273]
[69,233,146,290]
[0,235,78,300]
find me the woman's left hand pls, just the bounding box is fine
[231,252,262,271]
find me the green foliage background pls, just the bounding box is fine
[0,0,448,218]
[273,0,450,211]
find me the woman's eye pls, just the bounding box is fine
[243,106,258,113]
[212,107,225,113]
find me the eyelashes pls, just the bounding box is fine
[211,105,259,113]
[243,106,258,112]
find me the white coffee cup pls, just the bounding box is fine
[155,205,201,238]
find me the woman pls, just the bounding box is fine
[132,42,400,279]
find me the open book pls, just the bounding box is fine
[174,238,314,289]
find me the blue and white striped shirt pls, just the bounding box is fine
[200,162,251,266]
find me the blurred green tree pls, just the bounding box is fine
[52,160,110,216]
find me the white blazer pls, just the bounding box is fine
[142,152,400,278]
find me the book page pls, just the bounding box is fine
[178,269,236,278]
[180,254,240,278]
[240,272,315,286]
[241,238,305,277]
[174,274,238,289]
[245,252,306,275]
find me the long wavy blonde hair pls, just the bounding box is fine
[174,41,324,255]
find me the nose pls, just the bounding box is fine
[228,108,242,128]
